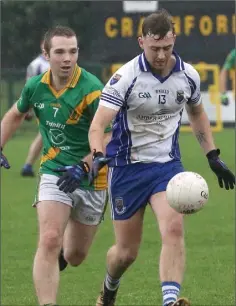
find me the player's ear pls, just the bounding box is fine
[173,33,177,44]
[43,49,50,61]
[138,36,144,50]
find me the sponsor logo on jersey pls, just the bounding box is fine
[110,74,122,85]
[138,92,152,98]
[114,197,126,215]
[175,90,185,104]
[151,109,172,115]
[49,128,66,145]
[46,121,65,129]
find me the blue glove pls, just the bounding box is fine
[55,161,90,193]
[1,148,10,169]
[89,151,111,185]
[207,149,235,190]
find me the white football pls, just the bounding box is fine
[166,171,209,214]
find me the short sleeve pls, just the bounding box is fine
[87,93,112,133]
[100,66,130,111]
[185,65,202,106]
[16,84,31,113]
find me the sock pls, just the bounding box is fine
[105,272,120,291]
[162,281,180,306]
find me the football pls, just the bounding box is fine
[166,171,209,214]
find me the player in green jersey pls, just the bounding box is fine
[220,49,236,106]
[1,26,111,306]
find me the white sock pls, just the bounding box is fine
[162,281,180,306]
[105,272,120,291]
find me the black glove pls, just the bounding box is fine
[54,161,90,193]
[89,151,111,185]
[1,148,10,169]
[207,149,235,190]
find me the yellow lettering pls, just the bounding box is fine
[105,17,118,38]
[121,17,133,37]
[216,15,228,34]
[199,16,213,36]
[232,15,236,34]
[184,15,195,36]
[172,16,181,35]
[137,17,145,37]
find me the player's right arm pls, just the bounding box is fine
[88,67,131,183]
[89,68,130,154]
[1,84,32,150]
[89,105,118,154]
[1,104,26,149]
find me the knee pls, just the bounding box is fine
[116,247,138,268]
[64,249,87,267]
[39,230,62,252]
[161,218,184,243]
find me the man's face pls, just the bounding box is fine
[138,31,175,71]
[44,35,78,79]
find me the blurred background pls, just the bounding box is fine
[1,1,235,128]
[1,1,235,306]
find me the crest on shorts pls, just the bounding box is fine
[110,74,122,85]
[114,197,126,215]
[175,90,185,104]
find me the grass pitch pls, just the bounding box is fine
[1,129,235,305]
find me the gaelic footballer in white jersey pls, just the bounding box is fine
[100,51,201,165]
[26,54,49,80]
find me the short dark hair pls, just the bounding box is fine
[44,26,77,53]
[142,9,175,39]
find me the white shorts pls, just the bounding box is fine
[34,174,107,225]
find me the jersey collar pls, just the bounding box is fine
[138,51,185,82]
[41,64,81,88]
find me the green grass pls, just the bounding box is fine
[1,130,235,305]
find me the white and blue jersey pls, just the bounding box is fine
[100,51,202,166]
[26,55,49,79]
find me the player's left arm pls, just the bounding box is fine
[186,64,235,190]
[186,103,215,154]
[186,102,235,190]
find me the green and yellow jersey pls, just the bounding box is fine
[223,49,236,70]
[17,65,110,190]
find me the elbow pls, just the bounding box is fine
[188,110,205,123]
[89,122,104,134]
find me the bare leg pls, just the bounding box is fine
[63,218,98,266]
[106,207,145,279]
[25,132,43,165]
[96,208,145,306]
[33,201,70,305]
[150,191,185,305]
